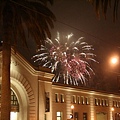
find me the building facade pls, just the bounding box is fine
[52,83,120,120]
[0,50,120,120]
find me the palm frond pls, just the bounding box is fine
[113,0,119,21]
[3,0,56,49]
[88,0,119,21]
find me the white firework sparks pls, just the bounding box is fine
[32,32,97,85]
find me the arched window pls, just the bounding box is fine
[0,89,19,112]
[11,90,19,112]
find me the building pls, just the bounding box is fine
[0,50,120,120]
[52,83,120,120]
[0,50,54,120]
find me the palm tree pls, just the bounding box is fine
[0,0,56,119]
[88,0,119,21]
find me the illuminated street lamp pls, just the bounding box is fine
[110,55,120,91]
[110,57,118,65]
[110,55,119,67]
[70,105,74,119]
[71,105,74,110]
[111,107,114,120]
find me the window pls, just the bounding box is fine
[77,96,80,104]
[95,98,108,106]
[56,112,62,120]
[102,99,105,106]
[11,90,19,112]
[118,101,120,108]
[45,92,50,112]
[81,96,85,105]
[83,113,87,120]
[95,98,97,105]
[85,97,89,105]
[71,95,76,104]
[117,101,119,107]
[55,93,59,103]
[105,99,109,107]
[113,101,117,107]
[74,112,78,120]
[0,89,19,113]
[60,94,64,103]
[113,101,114,107]
[115,113,120,120]
[0,89,19,112]
[115,101,117,107]
[11,91,18,105]
[98,99,101,106]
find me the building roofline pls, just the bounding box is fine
[0,48,54,79]
[52,82,120,97]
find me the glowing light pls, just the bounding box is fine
[71,105,74,109]
[10,112,17,120]
[111,107,114,120]
[111,57,118,64]
[32,32,97,85]
[111,107,114,111]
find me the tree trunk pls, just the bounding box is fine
[1,3,13,120]
[1,42,11,120]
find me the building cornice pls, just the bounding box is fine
[52,83,120,98]
[11,50,54,79]
[0,49,54,79]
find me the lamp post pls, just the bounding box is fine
[110,54,120,92]
[111,107,114,120]
[70,105,74,119]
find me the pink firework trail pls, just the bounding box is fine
[32,32,97,85]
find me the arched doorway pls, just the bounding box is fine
[11,78,28,120]
[0,78,28,120]
[0,68,36,119]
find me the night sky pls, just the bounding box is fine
[20,0,120,93]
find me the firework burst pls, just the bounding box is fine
[32,32,97,85]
